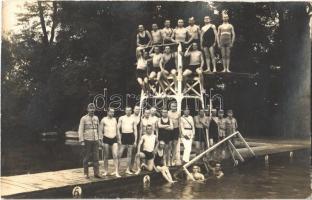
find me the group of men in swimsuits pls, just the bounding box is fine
[136,13,235,94]
[78,102,238,181]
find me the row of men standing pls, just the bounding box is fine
[78,103,238,178]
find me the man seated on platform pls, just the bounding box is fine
[183,43,204,91]
[135,125,159,174]
[159,45,178,92]
[148,46,163,91]
[154,141,177,183]
[136,50,152,94]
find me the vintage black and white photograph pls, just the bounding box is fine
[1,0,311,199]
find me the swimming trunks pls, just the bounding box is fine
[158,118,172,144]
[142,150,154,160]
[164,54,176,72]
[136,68,148,79]
[203,27,215,48]
[121,133,135,145]
[103,136,117,145]
[185,64,200,74]
[195,128,206,142]
[220,33,231,48]
[171,128,180,140]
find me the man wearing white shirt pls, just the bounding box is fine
[180,108,195,163]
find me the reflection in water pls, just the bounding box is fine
[89,149,310,199]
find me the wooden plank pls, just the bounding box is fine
[1,140,308,197]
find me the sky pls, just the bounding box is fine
[2,0,34,34]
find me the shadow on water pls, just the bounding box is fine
[83,149,310,199]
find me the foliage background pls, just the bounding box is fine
[2,1,310,140]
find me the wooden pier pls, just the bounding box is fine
[0,138,309,198]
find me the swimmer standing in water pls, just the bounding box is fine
[187,165,205,182]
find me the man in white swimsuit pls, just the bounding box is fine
[99,107,120,177]
[117,107,137,175]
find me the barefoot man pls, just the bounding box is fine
[135,125,159,174]
[218,12,235,72]
[99,107,120,177]
[117,107,137,175]
[201,16,218,72]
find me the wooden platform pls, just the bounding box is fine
[1,138,309,198]
[203,71,258,79]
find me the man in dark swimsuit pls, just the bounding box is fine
[158,109,173,166]
[136,24,152,53]
[201,16,218,72]
[208,109,219,146]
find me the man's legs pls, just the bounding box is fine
[111,143,120,177]
[83,141,92,177]
[135,152,146,174]
[181,138,192,163]
[137,78,145,92]
[209,46,217,72]
[226,47,231,72]
[171,69,178,91]
[220,47,226,72]
[91,141,100,176]
[102,143,110,175]
[118,144,125,170]
[203,47,211,72]
[126,145,134,174]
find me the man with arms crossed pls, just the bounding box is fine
[99,107,120,177]
[78,103,101,179]
[117,107,137,175]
